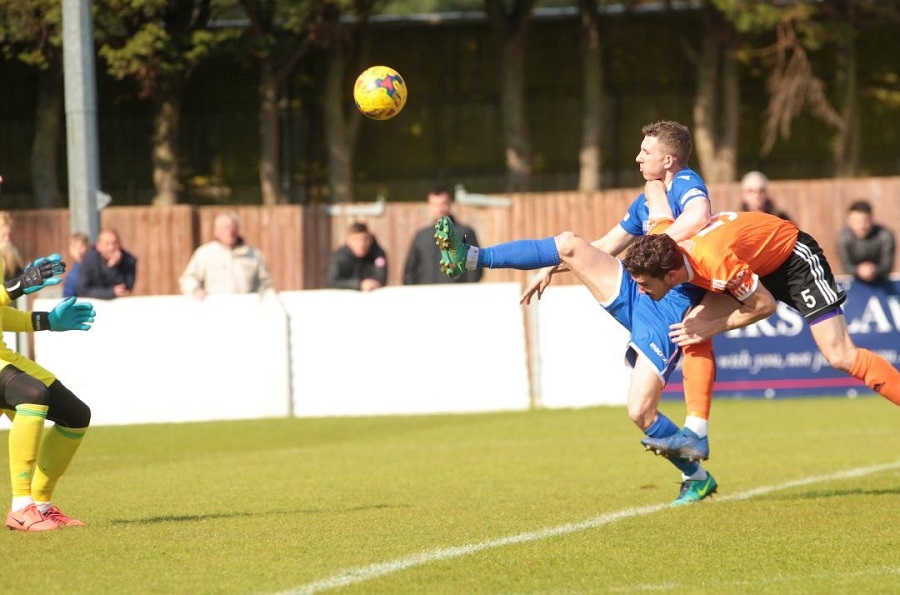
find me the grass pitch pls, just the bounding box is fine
[3,397,897,594]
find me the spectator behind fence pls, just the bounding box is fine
[404,187,483,285]
[62,232,90,298]
[838,200,896,284]
[740,171,792,222]
[328,222,387,292]
[75,228,136,299]
[0,212,24,282]
[179,212,273,299]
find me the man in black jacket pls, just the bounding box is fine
[838,199,896,284]
[75,228,137,299]
[327,222,388,291]
[403,188,483,285]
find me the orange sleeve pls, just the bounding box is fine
[648,217,675,235]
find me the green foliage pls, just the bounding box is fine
[5,397,897,593]
[376,0,576,15]
[712,0,826,49]
[377,0,483,13]
[0,0,64,69]
[95,0,241,97]
[233,0,323,60]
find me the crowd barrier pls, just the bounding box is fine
[28,276,893,426]
[32,284,541,426]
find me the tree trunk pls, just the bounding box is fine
[717,47,739,182]
[259,56,281,205]
[485,0,536,193]
[323,50,355,203]
[32,66,64,208]
[152,91,182,206]
[578,0,603,192]
[691,10,738,183]
[692,32,719,180]
[833,35,859,176]
[500,36,531,192]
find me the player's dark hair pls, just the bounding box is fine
[848,200,872,215]
[349,221,369,234]
[623,234,685,279]
[641,121,692,165]
[429,187,452,200]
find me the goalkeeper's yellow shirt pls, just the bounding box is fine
[0,263,56,385]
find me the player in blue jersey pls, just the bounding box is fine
[436,121,734,505]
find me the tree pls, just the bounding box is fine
[317,0,379,204]
[715,1,845,174]
[687,2,739,184]
[813,1,900,176]
[484,0,538,192]
[237,0,320,205]
[0,0,65,208]
[576,0,606,192]
[96,0,239,206]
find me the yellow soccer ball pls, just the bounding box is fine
[353,65,408,121]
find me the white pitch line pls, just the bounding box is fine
[276,461,900,595]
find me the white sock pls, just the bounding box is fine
[11,496,34,512]
[682,467,708,482]
[465,246,479,271]
[684,416,708,438]
[36,501,52,514]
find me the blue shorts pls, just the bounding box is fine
[601,260,705,383]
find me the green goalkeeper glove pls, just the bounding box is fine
[4,253,66,300]
[32,296,95,332]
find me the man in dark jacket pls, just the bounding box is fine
[327,222,388,291]
[739,171,793,222]
[403,188,483,285]
[75,228,137,299]
[838,199,896,284]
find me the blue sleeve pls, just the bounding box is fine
[669,169,710,217]
[619,194,646,236]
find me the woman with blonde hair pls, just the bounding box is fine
[0,212,24,282]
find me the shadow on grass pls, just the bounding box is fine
[108,502,403,525]
[767,487,900,500]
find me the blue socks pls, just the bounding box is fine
[477,237,560,270]
[645,413,679,439]
[645,414,701,476]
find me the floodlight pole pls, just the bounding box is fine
[62,0,101,241]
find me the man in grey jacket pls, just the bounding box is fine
[179,212,273,299]
[403,188,483,285]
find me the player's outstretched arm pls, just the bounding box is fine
[590,225,634,256]
[670,284,777,346]
[31,296,96,332]
[520,267,558,305]
[3,253,66,302]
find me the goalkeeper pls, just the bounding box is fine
[0,254,96,532]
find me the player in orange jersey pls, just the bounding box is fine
[624,185,900,409]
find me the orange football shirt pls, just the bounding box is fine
[679,211,800,300]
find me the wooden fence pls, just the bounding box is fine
[9,176,900,297]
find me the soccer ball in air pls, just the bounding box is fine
[353,65,408,121]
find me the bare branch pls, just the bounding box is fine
[761,19,843,154]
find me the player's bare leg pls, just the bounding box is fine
[551,231,623,304]
[810,314,900,406]
[629,355,717,505]
[435,217,622,303]
[640,292,739,461]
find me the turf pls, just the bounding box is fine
[2,397,897,594]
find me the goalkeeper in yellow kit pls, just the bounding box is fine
[0,254,96,531]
